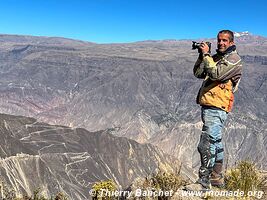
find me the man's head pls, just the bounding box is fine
[217,30,234,53]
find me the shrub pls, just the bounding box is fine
[0,181,68,200]
[0,180,16,200]
[91,179,117,200]
[225,160,264,197]
[152,170,184,191]
[148,170,186,200]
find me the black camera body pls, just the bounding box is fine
[192,41,211,53]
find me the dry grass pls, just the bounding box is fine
[225,161,262,193]
[223,160,266,199]
[0,181,68,200]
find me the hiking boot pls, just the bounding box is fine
[211,162,225,188]
[210,172,225,188]
[184,183,204,191]
[184,182,211,195]
[196,177,211,190]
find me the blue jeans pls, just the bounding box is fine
[197,106,228,179]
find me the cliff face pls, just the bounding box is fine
[0,34,266,177]
[0,113,179,199]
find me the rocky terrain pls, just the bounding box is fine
[0,32,266,198]
[0,113,182,199]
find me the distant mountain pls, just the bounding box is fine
[0,34,93,46]
[0,33,266,183]
[0,113,181,199]
[234,31,250,37]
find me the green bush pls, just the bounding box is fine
[91,179,117,200]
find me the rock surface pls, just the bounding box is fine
[0,33,266,198]
[0,113,180,199]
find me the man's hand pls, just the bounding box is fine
[200,42,210,54]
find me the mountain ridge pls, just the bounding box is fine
[1,31,266,44]
[0,33,266,199]
[0,112,184,199]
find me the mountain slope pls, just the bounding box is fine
[0,113,180,199]
[0,33,266,173]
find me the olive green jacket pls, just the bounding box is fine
[194,45,242,111]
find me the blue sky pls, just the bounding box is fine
[0,0,266,43]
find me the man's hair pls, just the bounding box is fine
[218,30,234,42]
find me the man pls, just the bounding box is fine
[193,30,242,189]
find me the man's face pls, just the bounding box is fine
[217,33,234,52]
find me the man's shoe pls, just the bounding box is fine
[196,178,211,190]
[210,173,225,188]
[211,162,225,188]
[184,183,205,191]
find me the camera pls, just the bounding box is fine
[192,41,211,53]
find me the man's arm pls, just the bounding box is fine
[193,55,206,79]
[203,52,242,82]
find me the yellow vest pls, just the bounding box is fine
[198,79,234,112]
